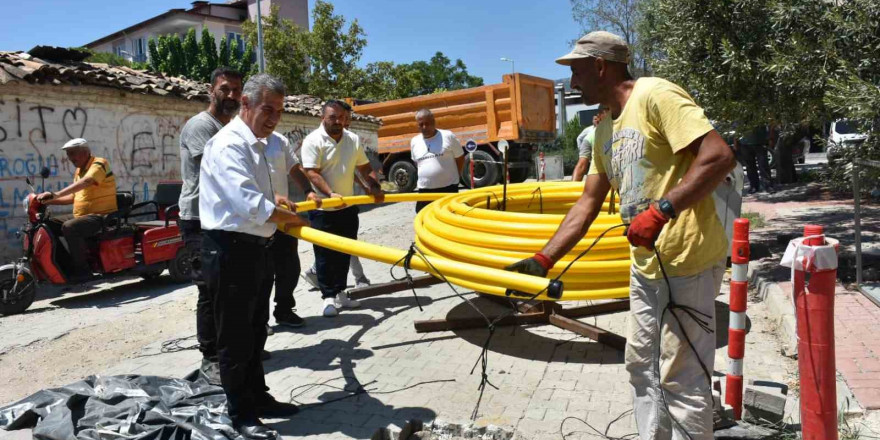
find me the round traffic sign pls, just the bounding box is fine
[465,139,478,153]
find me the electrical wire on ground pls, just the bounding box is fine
[286,375,456,410]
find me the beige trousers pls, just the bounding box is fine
[626,261,725,440]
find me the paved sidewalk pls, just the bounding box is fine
[104,269,793,438]
[744,180,880,418]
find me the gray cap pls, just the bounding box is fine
[556,31,631,66]
[61,138,88,150]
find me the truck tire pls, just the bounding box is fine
[0,267,36,316]
[389,160,418,193]
[461,150,499,188]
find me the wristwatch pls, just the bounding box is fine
[657,198,676,219]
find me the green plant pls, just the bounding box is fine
[740,211,766,229]
[545,117,587,175]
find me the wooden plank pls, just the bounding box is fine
[486,89,497,140]
[348,274,443,300]
[354,82,508,115]
[510,74,521,139]
[414,311,549,333]
[559,300,630,319]
[548,314,626,350]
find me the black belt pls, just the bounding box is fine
[206,230,274,248]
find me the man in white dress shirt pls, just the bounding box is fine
[199,74,306,439]
[410,108,464,213]
[301,100,384,318]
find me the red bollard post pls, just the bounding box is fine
[795,224,838,440]
[726,218,750,419]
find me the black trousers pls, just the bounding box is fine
[61,214,104,274]
[201,230,272,424]
[415,183,459,213]
[268,230,300,314]
[179,219,215,361]
[308,207,358,299]
[741,143,773,190]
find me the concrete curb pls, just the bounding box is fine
[748,261,866,420]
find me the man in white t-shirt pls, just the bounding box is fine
[410,109,464,212]
[301,100,385,318]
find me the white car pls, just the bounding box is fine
[827,119,867,160]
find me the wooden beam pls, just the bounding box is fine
[548,314,627,350]
[486,89,498,140]
[414,311,549,333]
[348,274,443,300]
[558,300,630,319]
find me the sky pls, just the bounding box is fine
[0,0,583,85]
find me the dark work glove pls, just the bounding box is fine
[504,253,553,278]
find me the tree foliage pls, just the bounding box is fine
[241,0,482,100]
[303,0,366,98]
[570,0,648,76]
[147,28,255,82]
[352,54,484,101]
[638,0,880,188]
[241,4,309,94]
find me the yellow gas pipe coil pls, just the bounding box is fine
[290,182,631,301]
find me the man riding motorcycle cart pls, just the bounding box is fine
[36,138,118,278]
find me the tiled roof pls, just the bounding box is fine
[0,48,380,124]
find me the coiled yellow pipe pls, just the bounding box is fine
[290,182,632,301]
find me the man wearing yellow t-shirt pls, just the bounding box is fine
[507,32,735,439]
[37,138,118,276]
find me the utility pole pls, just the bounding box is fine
[255,0,265,73]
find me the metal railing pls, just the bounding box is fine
[851,157,879,305]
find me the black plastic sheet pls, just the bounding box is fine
[0,374,241,440]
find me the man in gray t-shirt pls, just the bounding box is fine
[178,67,242,385]
[179,112,222,219]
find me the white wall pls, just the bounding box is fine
[0,81,378,260]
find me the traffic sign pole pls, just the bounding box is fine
[464,139,478,189]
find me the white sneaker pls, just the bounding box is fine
[301,270,319,289]
[322,298,338,317]
[335,292,361,309]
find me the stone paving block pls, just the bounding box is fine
[742,382,786,425]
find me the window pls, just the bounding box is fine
[227,32,245,55]
[132,37,147,63]
[112,41,126,58]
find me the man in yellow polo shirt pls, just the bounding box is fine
[37,138,118,276]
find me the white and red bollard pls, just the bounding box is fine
[538,152,546,182]
[726,218,750,419]
[781,224,839,440]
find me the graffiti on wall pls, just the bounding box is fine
[0,95,189,259]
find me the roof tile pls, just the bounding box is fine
[0,50,380,124]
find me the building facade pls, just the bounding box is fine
[0,50,379,261]
[83,0,308,63]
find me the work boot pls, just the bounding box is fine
[200,358,222,386]
[335,292,361,309]
[322,298,338,317]
[274,309,305,328]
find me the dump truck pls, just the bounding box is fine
[353,73,557,192]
